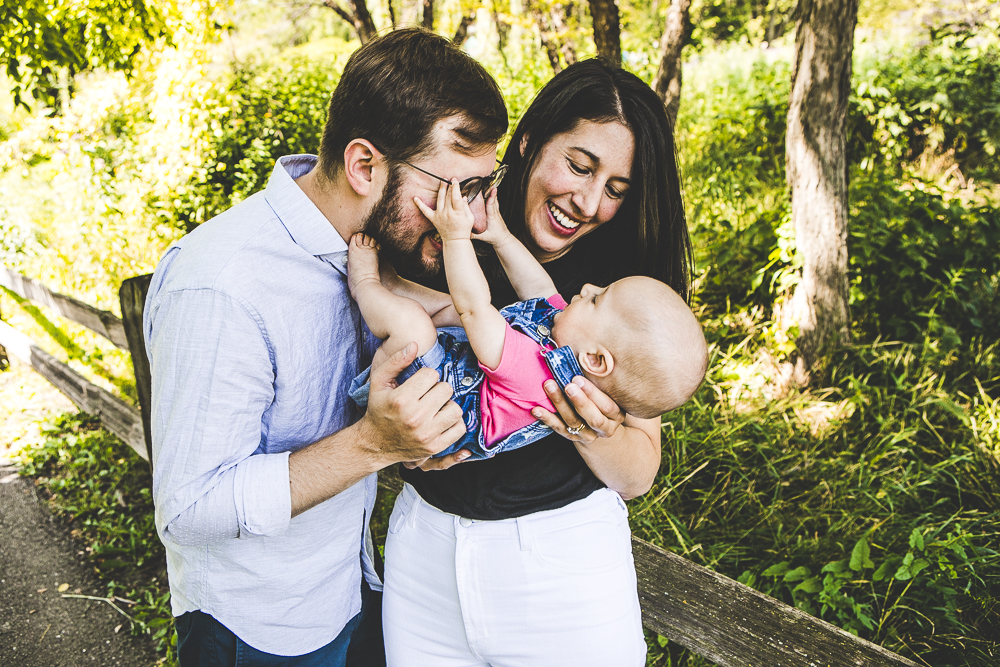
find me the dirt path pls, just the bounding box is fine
[0,464,161,666]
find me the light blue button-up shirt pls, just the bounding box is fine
[144,155,381,656]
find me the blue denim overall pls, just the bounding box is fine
[348,298,584,460]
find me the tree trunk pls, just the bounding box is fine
[785,0,858,369]
[530,1,578,73]
[322,0,377,43]
[588,0,621,64]
[422,0,434,29]
[453,12,476,46]
[653,0,691,127]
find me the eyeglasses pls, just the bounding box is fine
[399,159,508,204]
[366,141,507,204]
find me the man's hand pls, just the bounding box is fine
[361,342,466,463]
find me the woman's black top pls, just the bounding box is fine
[398,251,606,520]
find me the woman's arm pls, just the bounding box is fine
[531,378,661,499]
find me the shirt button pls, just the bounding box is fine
[536,325,550,337]
[459,517,474,527]
[461,375,474,387]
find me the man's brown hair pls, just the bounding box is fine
[319,28,508,178]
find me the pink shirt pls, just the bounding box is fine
[478,295,568,446]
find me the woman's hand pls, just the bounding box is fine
[402,449,472,471]
[531,376,626,444]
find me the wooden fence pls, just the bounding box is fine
[0,265,922,667]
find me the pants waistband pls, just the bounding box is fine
[395,483,627,549]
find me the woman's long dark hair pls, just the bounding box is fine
[495,59,693,301]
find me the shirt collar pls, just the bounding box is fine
[264,155,349,266]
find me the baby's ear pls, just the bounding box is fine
[578,346,614,378]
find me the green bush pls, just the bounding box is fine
[173,55,345,230]
[849,171,1000,348]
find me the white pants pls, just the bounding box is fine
[383,484,646,667]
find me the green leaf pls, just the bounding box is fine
[909,528,925,551]
[873,561,892,581]
[822,560,850,575]
[794,576,824,594]
[763,562,790,577]
[850,538,875,571]
[784,566,811,582]
[657,635,669,648]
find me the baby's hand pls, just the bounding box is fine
[413,180,475,242]
[471,187,513,247]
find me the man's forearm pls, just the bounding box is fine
[288,418,393,517]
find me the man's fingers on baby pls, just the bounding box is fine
[395,368,451,407]
[371,342,417,387]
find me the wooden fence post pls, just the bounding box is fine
[119,275,154,466]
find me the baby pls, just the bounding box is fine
[348,180,708,461]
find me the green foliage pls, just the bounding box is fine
[0,0,172,109]
[634,329,1000,665]
[16,413,176,663]
[849,172,1000,347]
[173,54,345,229]
[850,37,1000,182]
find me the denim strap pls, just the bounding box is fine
[542,346,585,390]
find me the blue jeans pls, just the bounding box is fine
[175,578,382,667]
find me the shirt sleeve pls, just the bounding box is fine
[146,285,291,548]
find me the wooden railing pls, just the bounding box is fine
[0,265,921,667]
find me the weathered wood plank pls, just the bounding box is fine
[0,266,128,349]
[634,538,920,667]
[377,467,404,494]
[119,275,154,465]
[0,320,147,461]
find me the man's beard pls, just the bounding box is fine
[361,164,443,280]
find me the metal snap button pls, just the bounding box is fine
[536,324,550,337]
[459,517,474,527]
[461,376,474,387]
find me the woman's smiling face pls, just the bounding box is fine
[521,120,635,263]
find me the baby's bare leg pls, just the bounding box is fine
[348,234,438,362]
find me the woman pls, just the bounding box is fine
[383,59,693,666]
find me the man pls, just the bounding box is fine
[143,28,508,666]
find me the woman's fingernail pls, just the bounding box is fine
[566,383,579,396]
[573,376,586,387]
[456,451,471,461]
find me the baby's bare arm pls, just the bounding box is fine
[348,234,438,359]
[414,182,507,370]
[382,273,461,328]
[475,190,557,302]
